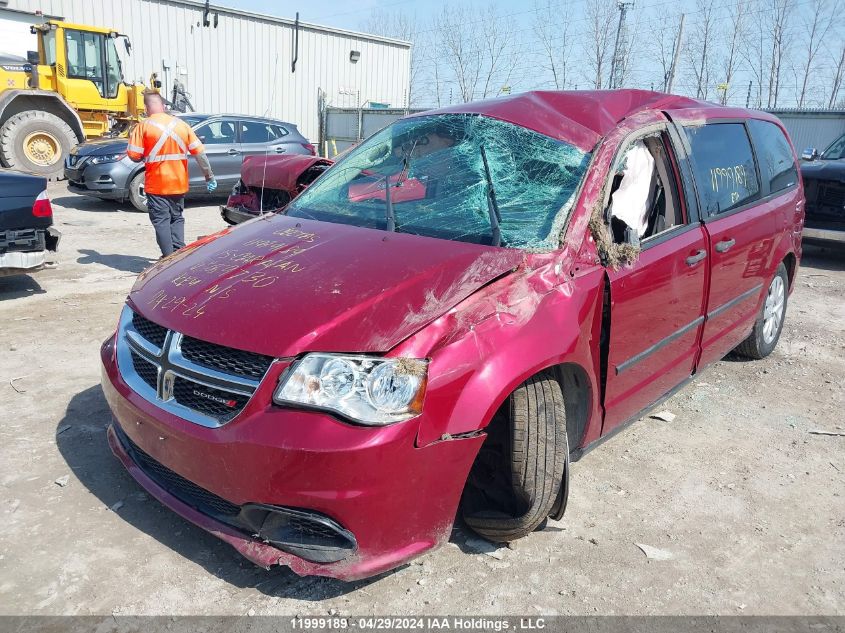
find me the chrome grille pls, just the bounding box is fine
[116,307,272,427]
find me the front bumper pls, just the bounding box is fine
[65,158,133,199]
[100,336,483,580]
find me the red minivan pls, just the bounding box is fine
[100,90,804,580]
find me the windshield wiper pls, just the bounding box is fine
[383,173,396,232]
[479,145,502,247]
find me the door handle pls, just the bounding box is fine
[227,148,240,156]
[273,147,285,154]
[686,249,707,266]
[715,238,736,253]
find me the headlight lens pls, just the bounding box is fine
[90,153,126,164]
[274,354,428,425]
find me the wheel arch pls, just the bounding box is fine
[0,91,85,142]
[782,250,797,291]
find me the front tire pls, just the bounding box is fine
[127,172,147,212]
[0,111,78,180]
[734,262,789,359]
[461,371,568,542]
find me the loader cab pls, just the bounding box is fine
[32,21,131,110]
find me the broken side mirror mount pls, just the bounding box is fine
[801,147,818,161]
[624,226,640,248]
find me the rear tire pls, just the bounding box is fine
[0,111,78,180]
[734,263,789,359]
[128,172,147,212]
[461,371,568,543]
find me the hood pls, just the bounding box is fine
[129,215,524,357]
[801,160,845,183]
[241,155,333,191]
[73,138,128,157]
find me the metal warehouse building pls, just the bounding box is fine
[0,0,412,142]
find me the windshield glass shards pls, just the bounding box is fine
[285,114,591,249]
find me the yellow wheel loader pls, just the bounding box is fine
[0,20,157,179]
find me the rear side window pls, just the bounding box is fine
[747,120,798,194]
[684,123,760,217]
[240,121,288,144]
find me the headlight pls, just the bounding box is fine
[274,354,428,425]
[90,153,126,164]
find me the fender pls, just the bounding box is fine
[393,259,606,449]
[0,90,86,142]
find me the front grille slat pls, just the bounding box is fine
[120,309,272,426]
[180,336,274,380]
[130,350,158,390]
[132,312,167,348]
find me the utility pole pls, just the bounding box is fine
[664,13,684,93]
[746,81,752,108]
[609,1,634,89]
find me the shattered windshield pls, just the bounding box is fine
[285,114,591,249]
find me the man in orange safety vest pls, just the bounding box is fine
[127,91,217,256]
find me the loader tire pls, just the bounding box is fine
[0,111,78,180]
[461,371,568,543]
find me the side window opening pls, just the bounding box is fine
[608,133,683,244]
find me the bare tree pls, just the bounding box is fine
[766,0,792,108]
[686,0,717,100]
[830,44,845,108]
[795,0,839,107]
[479,5,517,98]
[648,12,684,92]
[719,0,750,104]
[533,0,573,89]
[741,0,768,107]
[435,4,516,103]
[584,0,616,89]
[436,4,481,103]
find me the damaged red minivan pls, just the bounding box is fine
[101,90,804,580]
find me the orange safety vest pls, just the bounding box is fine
[127,112,205,196]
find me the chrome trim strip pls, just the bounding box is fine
[115,306,268,429]
[803,227,845,243]
[706,283,763,320]
[616,316,705,375]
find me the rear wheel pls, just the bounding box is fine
[734,262,789,359]
[0,111,78,180]
[127,172,147,212]
[461,371,568,542]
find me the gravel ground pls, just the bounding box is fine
[0,182,843,616]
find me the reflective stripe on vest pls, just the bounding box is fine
[147,153,188,163]
[145,118,188,163]
[127,143,144,153]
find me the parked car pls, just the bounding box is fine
[65,114,315,212]
[0,171,60,278]
[100,90,803,581]
[800,132,845,245]
[221,154,333,224]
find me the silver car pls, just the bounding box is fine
[65,114,316,211]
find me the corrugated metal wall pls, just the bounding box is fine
[4,0,411,141]
[769,111,845,153]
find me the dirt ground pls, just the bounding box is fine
[0,182,843,616]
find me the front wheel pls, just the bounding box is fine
[734,263,789,359]
[127,172,147,212]
[0,111,78,180]
[461,371,568,543]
